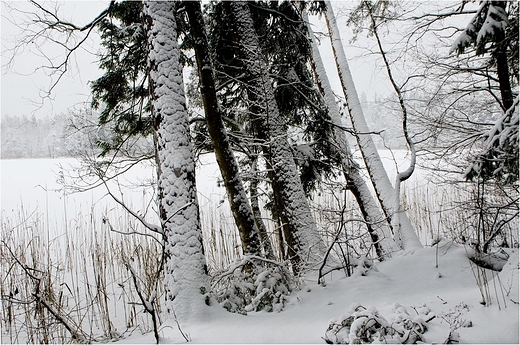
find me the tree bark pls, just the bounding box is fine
[323,1,422,250]
[184,0,262,257]
[249,154,276,259]
[144,1,209,322]
[225,1,328,272]
[495,26,514,111]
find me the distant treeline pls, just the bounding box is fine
[1,112,94,159]
[1,95,403,159]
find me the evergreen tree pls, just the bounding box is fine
[221,1,329,271]
[184,0,263,257]
[92,0,266,259]
[90,1,151,156]
[451,1,519,184]
[205,1,348,266]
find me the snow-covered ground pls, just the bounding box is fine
[127,242,519,344]
[1,156,518,344]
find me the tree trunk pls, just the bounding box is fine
[144,1,209,321]
[494,18,514,111]
[265,158,298,262]
[249,154,276,259]
[323,1,422,250]
[225,1,328,272]
[184,0,262,257]
[304,10,398,259]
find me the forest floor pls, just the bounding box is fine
[119,240,519,344]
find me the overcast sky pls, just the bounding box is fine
[1,1,111,119]
[1,1,393,120]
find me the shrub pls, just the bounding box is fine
[211,256,293,314]
[324,303,430,344]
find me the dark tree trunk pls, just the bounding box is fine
[495,38,514,111]
[492,2,514,112]
[224,1,328,272]
[249,154,276,259]
[185,0,262,256]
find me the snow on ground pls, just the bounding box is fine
[2,157,518,344]
[119,241,519,344]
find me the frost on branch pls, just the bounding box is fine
[323,303,432,344]
[465,97,519,184]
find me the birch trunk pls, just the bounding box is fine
[225,1,328,271]
[144,1,209,321]
[304,10,398,259]
[323,1,422,250]
[185,1,262,257]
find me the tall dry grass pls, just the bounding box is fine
[1,195,162,343]
[402,179,518,249]
[1,172,517,343]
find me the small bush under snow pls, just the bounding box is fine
[211,257,294,314]
[324,303,433,344]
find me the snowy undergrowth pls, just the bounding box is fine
[1,206,163,344]
[149,240,518,344]
[2,158,518,344]
[323,302,431,344]
[2,213,518,344]
[211,256,294,314]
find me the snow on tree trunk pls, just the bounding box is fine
[323,1,422,250]
[144,1,209,321]
[184,1,262,257]
[226,1,328,271]
[304,10,398,259]
[250,155,276,259]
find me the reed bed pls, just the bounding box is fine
[1,195,162,343]
[1,171,517,343]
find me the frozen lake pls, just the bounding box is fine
[1,150,438,251]
[1,156,227,228]
[1,150,422,214]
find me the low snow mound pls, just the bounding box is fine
[324,303,431,344]
[495,249,519,301]
[321,242,519,344]
[118,242,518,344]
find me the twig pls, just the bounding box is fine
[103,217,163,246]
[1,240,89,342]
[101,179,163,234]
[124,260,160,344]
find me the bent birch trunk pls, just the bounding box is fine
[304,10,398,259]
[323,1,422,250]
